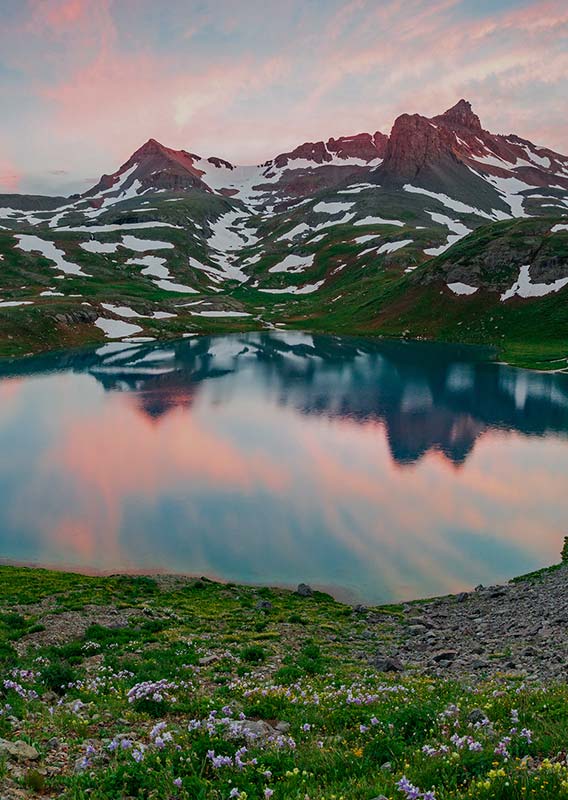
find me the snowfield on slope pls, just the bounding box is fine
[16,235,89,277]
[424,213,472,256]
[501,265,568,301]
[259,280,324,294]
[269,254,315,273]
[94,318,144,338]
[447,282,479,295]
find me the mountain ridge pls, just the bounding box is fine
[0,98,566,368]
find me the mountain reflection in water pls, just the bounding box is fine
[0,332,567,602]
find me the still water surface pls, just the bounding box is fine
[0,332,567,603]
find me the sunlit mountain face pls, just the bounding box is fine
[0,332,567,603]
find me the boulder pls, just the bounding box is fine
[373,654,404,672]
[0,738,39,761]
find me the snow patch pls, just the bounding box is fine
[313,200,354,214]
[354,215,404,227]
[447,282,479,296]
[424,213,472,256]
[190,310,251,317]
[269,253,315,274]
[94,318,143,338]
[80,240,120,254]
[259,280,324,295]
[377,239,413,254]
[16,234,88,276]
[121,235,174,251]
[403,184,495,220]
[501,265,568,301]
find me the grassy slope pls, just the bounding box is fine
[248,216,568,370]
[0,565,567,799]
[0,198,566,369]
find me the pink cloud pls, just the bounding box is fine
[2,0,566,190]
[0,155,20,192]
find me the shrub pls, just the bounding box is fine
[41,661,77,695]
[239,645,266,663]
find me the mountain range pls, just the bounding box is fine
[0,99,566,368]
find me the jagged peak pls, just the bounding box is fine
[130,137,173,160]
[435,99,482,131]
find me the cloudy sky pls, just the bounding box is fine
[1,0,566,195]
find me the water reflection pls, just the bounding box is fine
[0,332,567,602]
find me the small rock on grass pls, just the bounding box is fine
[0,738,39,761]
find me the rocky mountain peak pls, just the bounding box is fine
[436,99,482,131]
[379,112,457,181]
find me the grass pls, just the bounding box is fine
[0,201,566,370]
[0,565,567,798]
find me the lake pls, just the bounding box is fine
[0,331,567,604]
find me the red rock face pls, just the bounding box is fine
[207,156,234,170]
[378,99,568,189]
[274,141,331,169]
[83,138,212,198]
[81,99,568,202]
[433,99,482,131]
[381,113,458,180]
[327,131,387,161]
[273,131,387,169]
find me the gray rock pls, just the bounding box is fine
[467,708,487,724]
[198,654,219,666]
[255,600,273,611]
[230,719,288,740]
[374,654,404,672]
[432,650,457,663]
[408,624,427,635]
[296,583,313,597]
[0,738,39,761]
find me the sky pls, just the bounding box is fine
[0,0,567,195]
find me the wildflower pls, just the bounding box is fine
[173,777,182,788]
[150,721,167,739]
[127,679,178,705]
[132,748,145,763]
[264,790,274,799]
[302,723,311,731]
[359,724,369,733]
[495,737,511,758]
[520,728,533,743]
[396,776,417,796]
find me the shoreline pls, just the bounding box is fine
[1,320,565,373]
[1,558,566,680]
